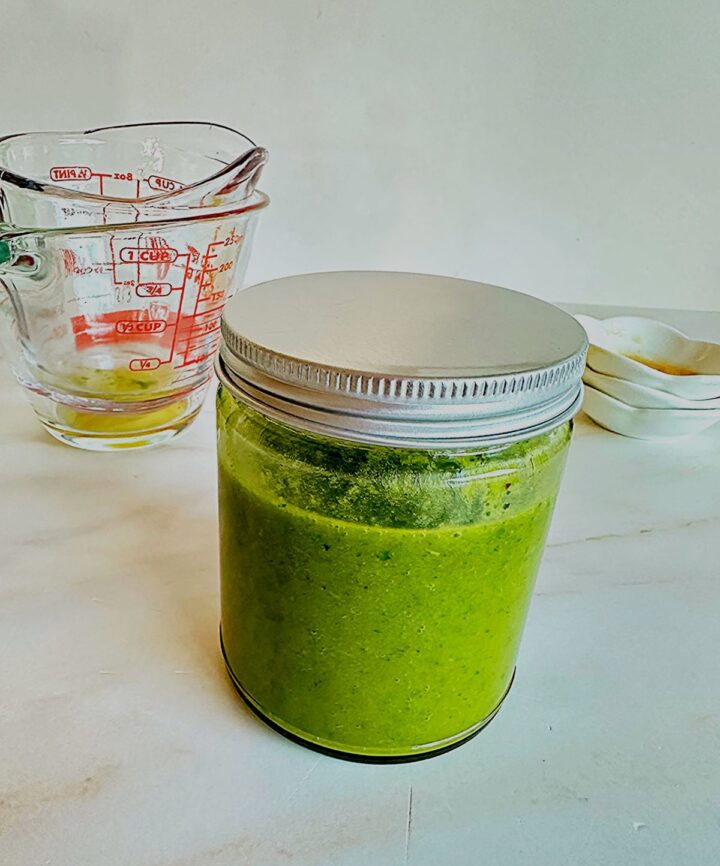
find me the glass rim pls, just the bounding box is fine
[0,190,269,247]
[0,120,260,206]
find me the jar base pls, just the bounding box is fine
[220,627,515,763]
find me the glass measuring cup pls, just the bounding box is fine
[0,122,268,450]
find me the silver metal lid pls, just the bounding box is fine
[217,271,588,448]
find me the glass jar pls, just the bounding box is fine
[216,272,587,761]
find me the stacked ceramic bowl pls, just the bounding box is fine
[574,315,720,440]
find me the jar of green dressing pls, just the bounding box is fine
[216,272,587,762]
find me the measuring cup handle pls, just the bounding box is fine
[0,236,46,346]
[0,273,31,346]
[0,238,42,276]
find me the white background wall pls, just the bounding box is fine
[2,0,719,310]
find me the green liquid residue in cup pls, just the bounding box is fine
[56,366,187,436]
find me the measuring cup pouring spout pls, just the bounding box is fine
[0,122,269,450]
[164,144,268,208]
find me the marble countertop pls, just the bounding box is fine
[2,306,719,866]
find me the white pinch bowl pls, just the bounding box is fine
[583,368,720,410]
[574,315,720,400]
[583,385,720,440]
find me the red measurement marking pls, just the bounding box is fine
[119,246,178,265]
[71,311,175,350]
[50,166,92,182]
[90,172,112,195]
[169,238,224,369]
[139,250,192,369]
[189,320,221,337]
[129,358,161,371]
[136,282,173,298]
[62,249,77,273]
[116,320,167,335]
[193,303,226,317]
[147,174,183,192]
[176,357,210,368]
[223,228,244,246]
[177,336,220,354]
[199,290,226,304]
